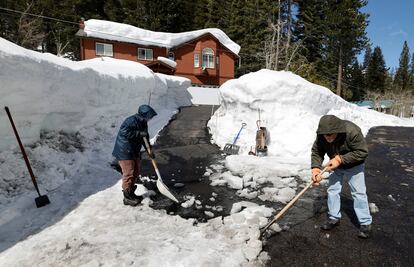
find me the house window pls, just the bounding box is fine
[202,48,214,69]
[138,48,153,61]
[194,53,200,68]
[168,52,175,61]
[96,42,113,57]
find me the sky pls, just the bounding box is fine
[361,0,414,69]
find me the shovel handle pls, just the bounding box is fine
[142,137,159,175]
[4,106,41,197]
[232,122,247,145]
[260,167,328,235]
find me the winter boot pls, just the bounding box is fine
[320,219,340,230]
[123,187,142,206]
[130,185,143,202]
[358,224,371,239]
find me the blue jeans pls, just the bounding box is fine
[327,164,372,225]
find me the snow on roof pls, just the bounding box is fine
[157,56,177,68]
[81,19,240,56]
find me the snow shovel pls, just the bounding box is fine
[4,106,50,208]
[223,122,247,155]
[259,167,328,238]
[142,137,179,203]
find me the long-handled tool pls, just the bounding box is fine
[259,167,328,238]
[223,122,247,155]
[255,109,268,157]
[4,106,50,208]
[142,137,179,203]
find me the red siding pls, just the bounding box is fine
[80,34,237,86]
[82,38,166,64]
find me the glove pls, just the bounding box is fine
[326,155,342,171]
[311,168,322,185]
[136,131,147,138]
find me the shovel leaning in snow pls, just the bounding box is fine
[259,167,328,238]
[223,122,247,155]
[4,106,51,208]
[142,137,179,203]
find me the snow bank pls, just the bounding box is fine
[0,38,272,266]
[0,37,191,201]
[187,86,220,105]
[208,69,414,163]
[0,182,270,266]
[83,19,241,55]
[206,69,414,206]
[157,56,177,68]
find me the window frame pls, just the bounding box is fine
[95,42,113,57]
[138,48,153,61]
[202,48,215,69]
[194,53,200,68]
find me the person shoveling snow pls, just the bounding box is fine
[311,115,372,239]
[112,104,157,206]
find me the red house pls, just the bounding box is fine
[76,19,240,86]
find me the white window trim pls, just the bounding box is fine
[138,48,153,61]
[194,53,200,68]
[202,48,215,69]
[96,42,113,57]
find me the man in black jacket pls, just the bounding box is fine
[311,115,372,238]
[112,105,157,206]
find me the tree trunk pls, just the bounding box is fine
[285,0,292,65]
[275,0,281,71]
[336,45,343,96]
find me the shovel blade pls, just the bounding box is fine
[223,143,240,155]
[156,178,179,203]
[35,195,50,208]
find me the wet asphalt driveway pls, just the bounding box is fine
[139,106,414,266]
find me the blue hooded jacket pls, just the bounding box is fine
[112,105,157,160]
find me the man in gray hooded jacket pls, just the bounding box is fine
[112,105,157,206]
[311,115,372,238]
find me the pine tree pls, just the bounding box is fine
[410,52,414,88]
[362,46,372,72]
[228,0,274,76]
[294,0,327,67]
[347,60,365,100]
[366,46,387,93]
[205,0,230,29]
[324,0,369,97]
[394,41,411,90]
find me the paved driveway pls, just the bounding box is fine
[142,106,414,266]
[264,126,414,266]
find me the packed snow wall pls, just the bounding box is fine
[0,38,191,152]
[208,69,414,161]
[0,37,191,202]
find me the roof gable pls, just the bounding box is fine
[170,32,239,58]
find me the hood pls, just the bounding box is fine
[316,115,346,135]
[137,104,157,120]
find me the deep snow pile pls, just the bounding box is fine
[0,38,272,266]
[207,69,414,201]
[0,37,191,202]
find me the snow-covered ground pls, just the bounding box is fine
[207,70,414,199]
[1,37,413,266]
[0,38,270,266]
[186,86,220,105]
